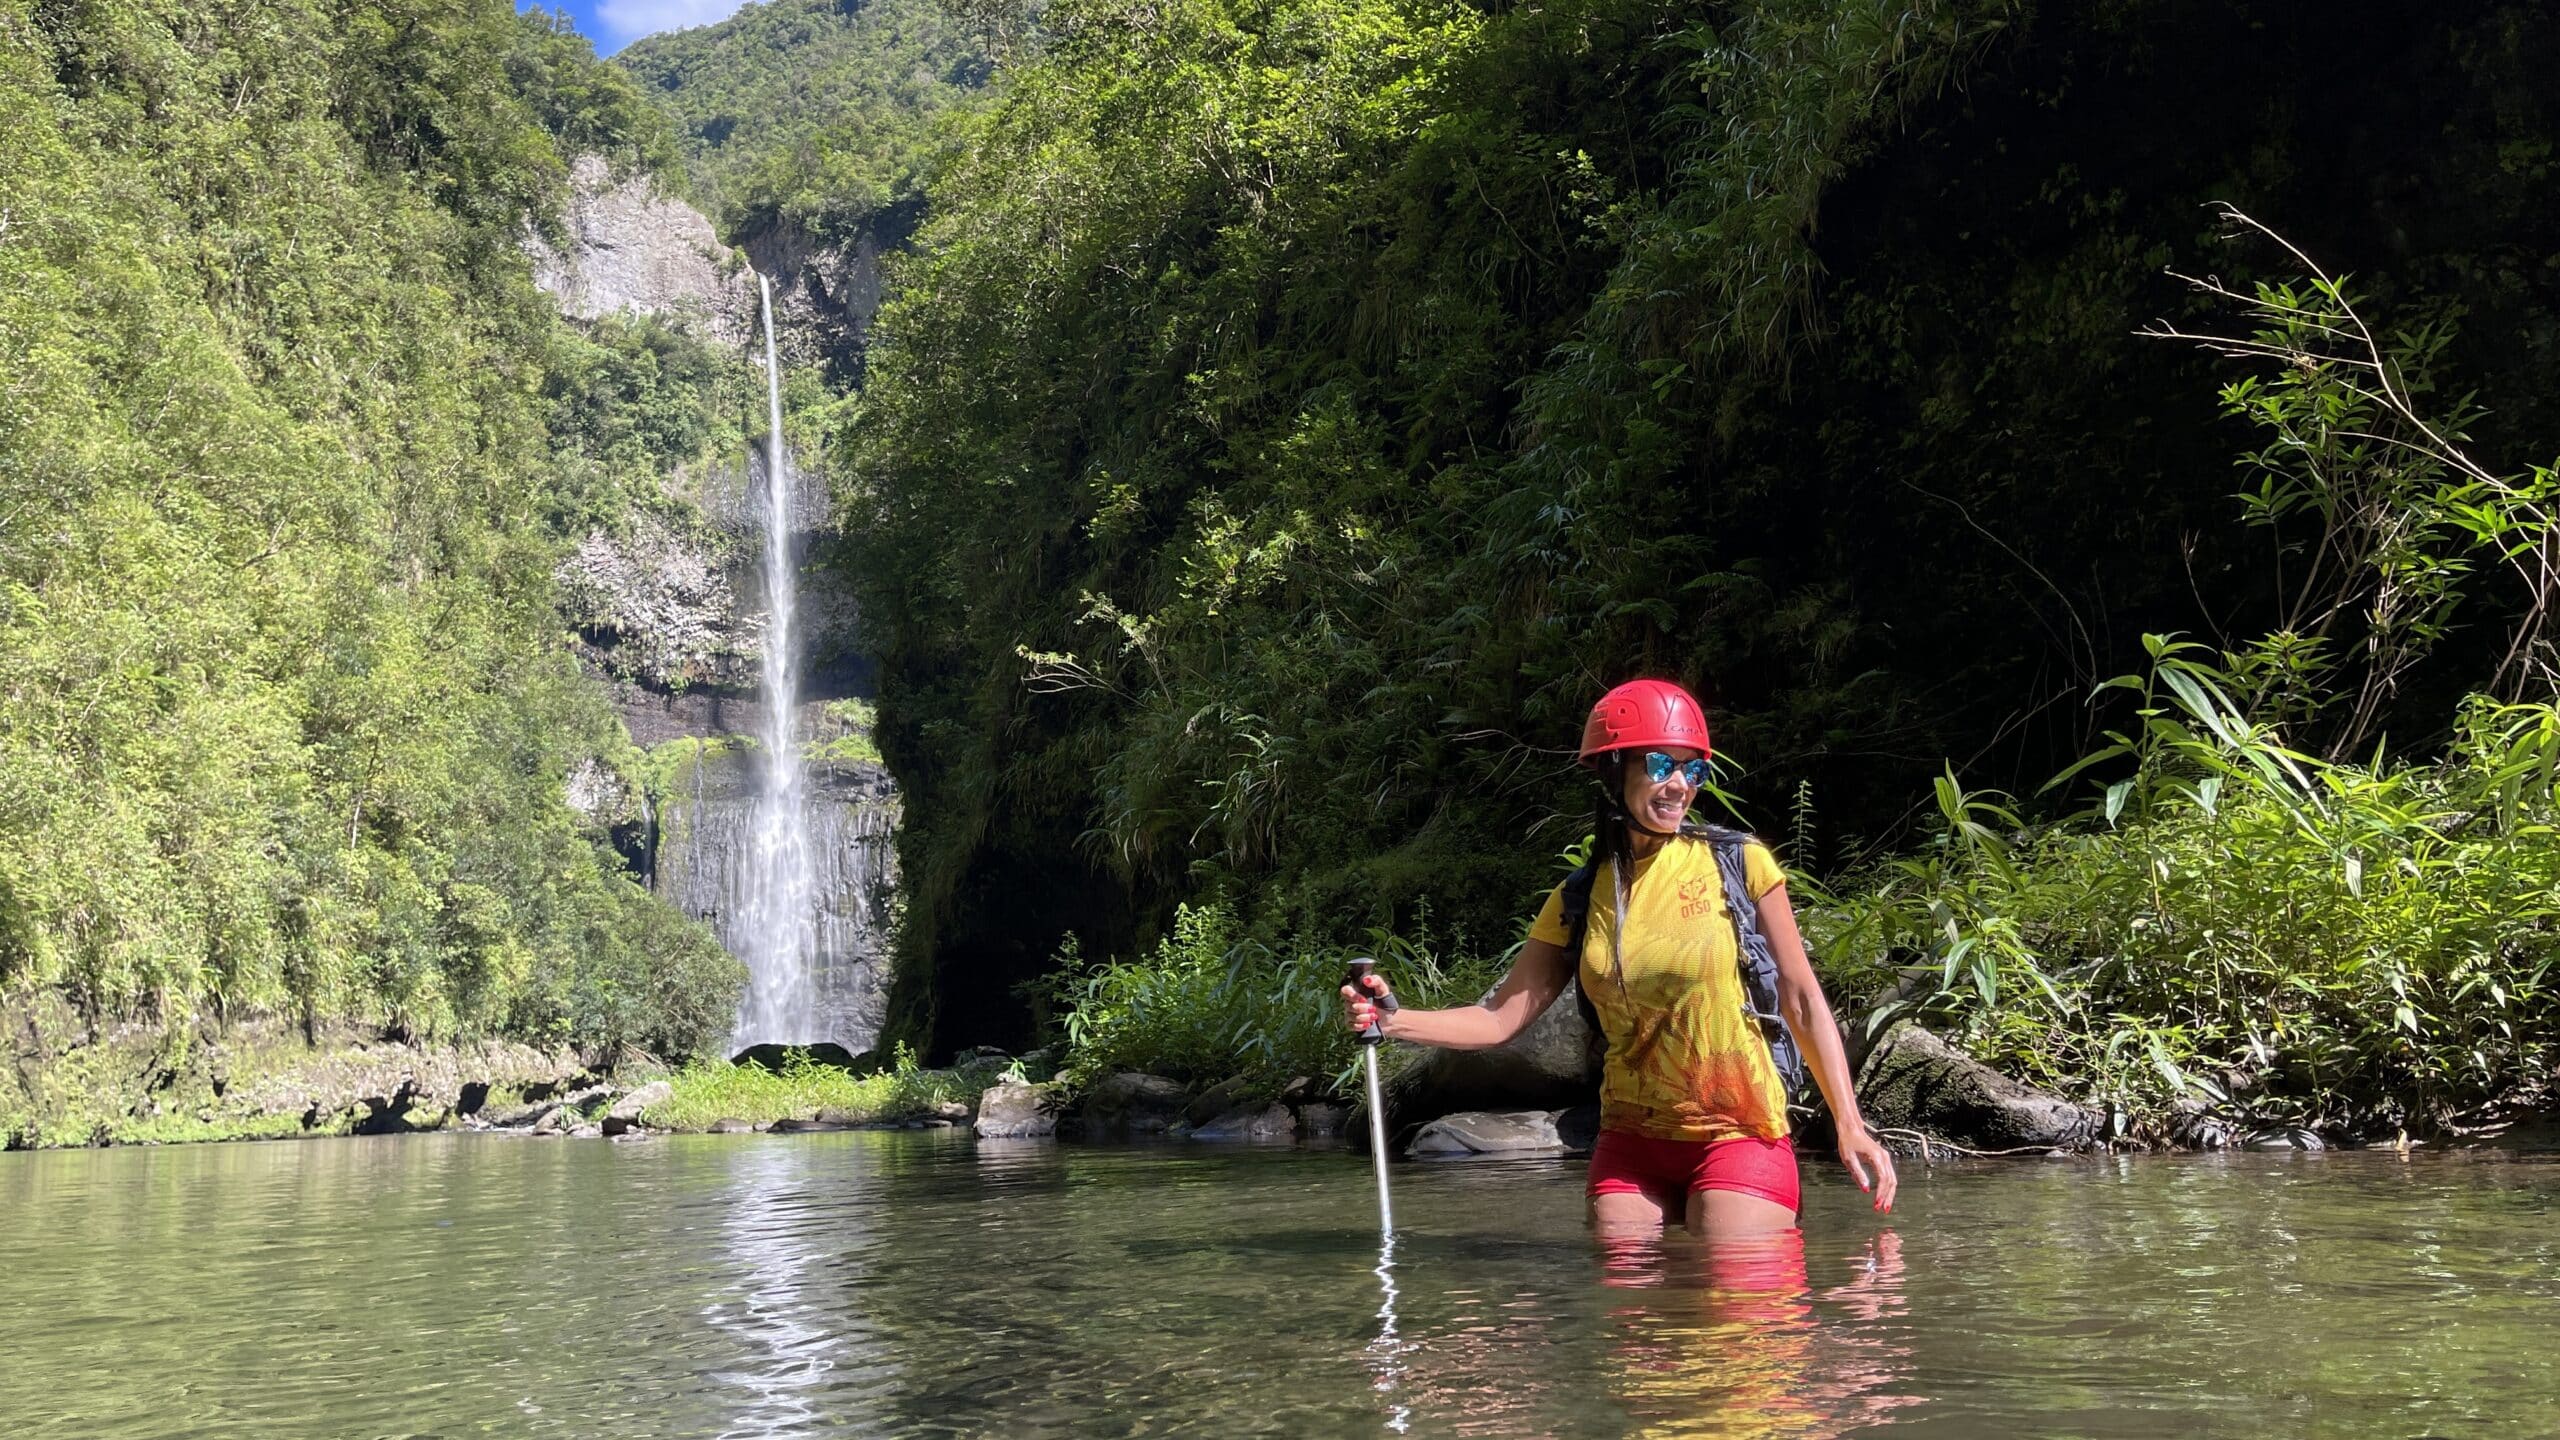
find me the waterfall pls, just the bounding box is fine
[736,272,820,1046]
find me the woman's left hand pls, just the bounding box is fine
[1835,1122,1898,1213]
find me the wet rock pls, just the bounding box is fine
[571,1124,604,1139]
[2245,1127,2326,1152]
[488,1100,556,1129]
[930,1100,971,1124]
[731,1042,867,1075]
[2169,1099,2236,1151]
[1856,1024,2102,1153]
[603,1080,674,1136]
[1387,980,1600,1127]
[1184,1077,1256,1129]
[710,1118,756,1134]
[1084,1073,1191,1136]
[1192,1103,1296,1142]
[973,1080,1060,1139]
[770,1117,858,1133]
[1557,1102,1601,1154]
[1296,1103,1348,1140]
[1408,1110,1570,1158]
[532,1105,571,1135]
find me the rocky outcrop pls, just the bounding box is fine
[1386,981,1600,1127]
[529,155,753,344]
[1856,1023,2103,1153]
[558,506,758,692]
[740,210,908,374]
[0,988,598,1149]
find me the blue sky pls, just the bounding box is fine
[519,0,754,56]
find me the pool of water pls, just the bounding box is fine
[3,1132,2554,1437]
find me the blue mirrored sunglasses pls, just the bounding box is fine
[1640,751,1709,786]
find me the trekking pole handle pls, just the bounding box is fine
[1345,957,1399,1045]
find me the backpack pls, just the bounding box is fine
[1558,825,1808,1097]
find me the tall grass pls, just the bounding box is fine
[1808,649,2560,1138]
[1044,902,1511,1098]
[643,1045,999,1130]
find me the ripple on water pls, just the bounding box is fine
[4,1136,2558,1438]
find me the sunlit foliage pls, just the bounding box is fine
[0,0,738,1056]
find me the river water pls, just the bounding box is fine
[4,1134,2554,1437]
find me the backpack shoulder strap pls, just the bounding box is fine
[1557,861,1605,1054]
[1697,827,1807,1094]
[1557,861,1597,956]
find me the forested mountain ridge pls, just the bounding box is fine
[0,0,740,1067]
[614,0,990,245]
[841,0,2560,1058]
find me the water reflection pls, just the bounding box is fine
[1368,1231,1415,1434]
[701,1143,888,1437]
[1600,1228,1920,1437]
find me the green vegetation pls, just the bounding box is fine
[1044,901,1507,1094]
[842,0,2560,1136]
[644,1045,996,1129]
[613,0,993,238]
[1807,251,2560,1138]
[0,0,740,1061]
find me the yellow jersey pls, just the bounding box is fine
[1527,836,1791,1143]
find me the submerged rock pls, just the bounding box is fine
[973,1080,1060,1139]
[709,1118,756,1134]
[1407,1107,1600,1158]
[1856,1024,2102,1153]
[1082,1072,1190,1136]
[1192,1103,1295,1142]
[1295,1103,1348,1140]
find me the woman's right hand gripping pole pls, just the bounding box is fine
[1341,962,1399,1041]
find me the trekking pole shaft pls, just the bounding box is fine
[1345,956,1396,1234]
[1362,1043,1393,1234]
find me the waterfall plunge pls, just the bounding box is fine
[736,272,820,1046]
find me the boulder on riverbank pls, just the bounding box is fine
[1385,980,1601,1128]
[603,1081,674,1136]
[1856,1023,2102,1153]
[1080,1072,1191,1136]
[973,1080,1061,1138]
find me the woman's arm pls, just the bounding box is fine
[1758,883,1899,1213]
[1341,938,1575,1050]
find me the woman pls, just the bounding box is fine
[1342,679,1896,1237]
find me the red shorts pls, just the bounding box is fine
[1587,1130,1800,1213]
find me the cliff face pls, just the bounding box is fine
[528,154,755,343]
[533,154,895,1055]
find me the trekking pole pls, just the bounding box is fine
[1345,957,1400,1235]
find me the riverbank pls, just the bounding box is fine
[0,984,1010,1150]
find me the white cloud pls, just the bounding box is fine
[595,0,755,43]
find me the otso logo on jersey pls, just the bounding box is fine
[1677,875,1719,919]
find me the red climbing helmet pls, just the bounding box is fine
[1578,679,1711,762]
